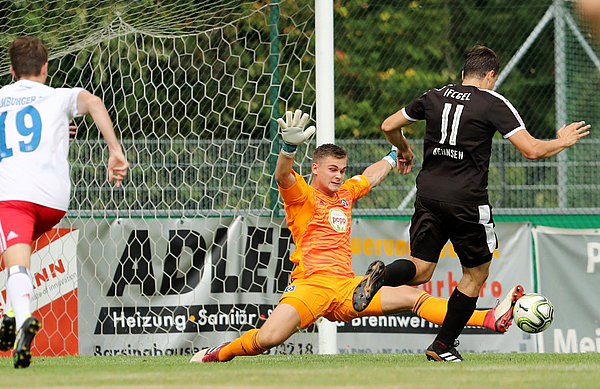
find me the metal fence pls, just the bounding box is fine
[68,137,600,217]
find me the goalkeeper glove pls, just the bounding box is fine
[276,109,316,157]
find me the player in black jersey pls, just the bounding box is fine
[353,45,590,362]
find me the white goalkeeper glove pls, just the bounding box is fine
[276,110,316,157]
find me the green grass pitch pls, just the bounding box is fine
[2,353,600,388]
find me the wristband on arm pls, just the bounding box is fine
[281,142,298,158]
[382,146,398,168]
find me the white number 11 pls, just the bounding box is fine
[439,103,463,146]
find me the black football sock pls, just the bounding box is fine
[434,288,478,348]
[382,259,416,287]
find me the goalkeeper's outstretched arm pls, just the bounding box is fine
[361,146,403,189]
[361,159,393,189]
[275,152,296,189]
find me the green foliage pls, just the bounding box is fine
[333,1,556,139]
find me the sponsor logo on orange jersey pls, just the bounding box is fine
[329,208,348,232]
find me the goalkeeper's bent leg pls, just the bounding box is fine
[218,302,304,361]
[218,329,268,362]
[412,291,487,328]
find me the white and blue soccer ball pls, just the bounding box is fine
[513,293,554,334]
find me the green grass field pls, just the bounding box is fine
[2,353,600,388]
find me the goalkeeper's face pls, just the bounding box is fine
[311,156,347,197]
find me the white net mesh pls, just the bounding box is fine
[0,0,319,357]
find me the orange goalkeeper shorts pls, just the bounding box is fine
[278,274,384,329]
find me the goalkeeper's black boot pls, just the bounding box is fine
[426,339,463,362]
[13,316,41,369]
[0,310,16,351]
[352,260,385,312]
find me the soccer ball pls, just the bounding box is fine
[512,293,554,333]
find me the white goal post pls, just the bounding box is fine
[314,0,337,354]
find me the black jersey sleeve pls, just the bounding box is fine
[403,92,428,121]
[486,91,526,138]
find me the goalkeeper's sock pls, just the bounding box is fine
[218,329,267,361]
[467,309,487,327]
[412,291,487,327]
[413,292,447,325]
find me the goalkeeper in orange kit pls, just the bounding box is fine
[190,109,523,363]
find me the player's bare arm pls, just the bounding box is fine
[274,152,297,189]
[274,109,316,189]
[381,109,414,174]
[362,158,393,189]
[76,90,129,187]
[508,121,590,160]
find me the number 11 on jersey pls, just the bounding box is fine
[440,103,464,146]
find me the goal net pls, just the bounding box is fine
[0,0,319,357]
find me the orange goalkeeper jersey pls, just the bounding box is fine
[278,170,370,280]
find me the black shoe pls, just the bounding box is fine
[13,316,41,369]
[352,260,385,312]
[425,340,463,362]
[0,312,16,351]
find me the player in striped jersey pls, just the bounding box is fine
[191,109,523,363]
